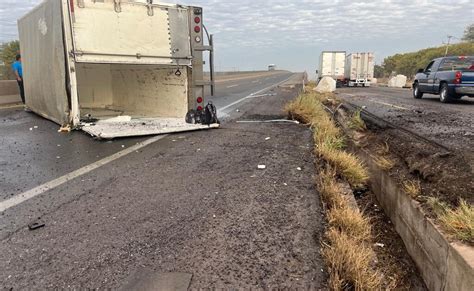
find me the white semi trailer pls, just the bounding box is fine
[18,0,217,139]
[317,51,346,87]
[344,53,375,87]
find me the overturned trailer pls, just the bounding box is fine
[18,0,217,139]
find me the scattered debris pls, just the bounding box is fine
[29,128,33,131]
[258,165,266,170]
[33,126,38,129]
[236,120,300,124]
[375,243,385,248]
[56,156,61,159]
[28,221,45,231]
[58,125,71,133]
[297,167,302,171]
[265,137,271,141]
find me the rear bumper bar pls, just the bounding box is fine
[455,86,474,96]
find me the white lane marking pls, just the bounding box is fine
[226,84,239,88]
[218,75,295,115]
[370,100,408,110]
[0,135,168,213]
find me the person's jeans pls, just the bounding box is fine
[17,80,25,104]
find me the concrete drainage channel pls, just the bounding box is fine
[333,107,474,290]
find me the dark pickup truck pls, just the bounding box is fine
[413,56,474,103]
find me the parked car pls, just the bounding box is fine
[413,56,474,103]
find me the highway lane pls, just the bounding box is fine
[337,86,474,169]
[0,71,292,200]
[0,72,328,289]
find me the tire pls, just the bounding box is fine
[413,83,423,99]
[439,83,452,103]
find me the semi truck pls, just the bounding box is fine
[18,0,217,139]
[344,53,375,87]
[316,51,346,87]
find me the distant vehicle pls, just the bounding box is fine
[413,56,474,103]
[344,53,375,87]
[268,64,276,71]
[316,51,346,87]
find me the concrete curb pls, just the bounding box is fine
[332,109,473,290]
[358,149,474,290]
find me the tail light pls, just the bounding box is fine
[197,97,203,103]
[454,71,462,84]
[70,0,75,12]
[197,106,203,111]
[194,17,201,24]
[194,26,201,33]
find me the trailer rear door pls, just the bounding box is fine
[70,0,191,65]
[18,0,70,125]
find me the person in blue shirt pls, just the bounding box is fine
[12,54,25,104]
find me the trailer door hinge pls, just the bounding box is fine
[114,0,122,13]
[194,45,213,52]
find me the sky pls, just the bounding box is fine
[0,0,472,73]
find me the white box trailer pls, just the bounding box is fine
[344,52,375,87]
[317,51,346,86]
[18,0,217,139]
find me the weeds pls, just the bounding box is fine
[287,91,369,187]
[428,198,474,244]
[323,229,382,290]
[327,206,372,241]
[349,110,367,131]
[374,155,396,171]
[319,143,369,187]
[288,91,382,289]
[403,180,421,198]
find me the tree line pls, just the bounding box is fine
[375,24,474,79]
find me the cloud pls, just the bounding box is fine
[1,0,472,72]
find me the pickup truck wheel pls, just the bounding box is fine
[439,83,452,103]
[413,83,423,99]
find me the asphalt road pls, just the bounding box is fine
[0,72,327,289]
[337,86,474,167]
[0,71,293,200]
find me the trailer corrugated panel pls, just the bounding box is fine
[344,53,375,81]
[319,51,346,80]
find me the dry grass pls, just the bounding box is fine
[289,91,383,289]
[286,91,369,187]
[323,229,382,290]
[428,198,474,244]
[319,143,369,187]
[374,155,396,171]
[327,206,372,241]
[403,180,421,198]
[349,110,367,131]
[319,168,347,209]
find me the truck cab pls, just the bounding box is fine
[413,56,474,103]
